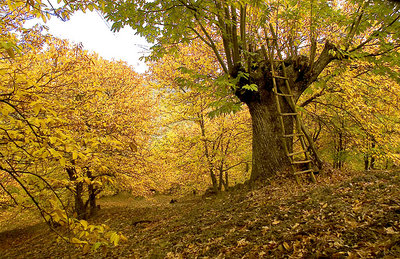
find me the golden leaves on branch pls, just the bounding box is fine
[1,23,152,250]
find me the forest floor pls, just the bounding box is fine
[1,169,400,258]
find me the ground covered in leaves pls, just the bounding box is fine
[1,169,400,258]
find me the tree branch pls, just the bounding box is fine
[231,5,240,64]
[344,1,367,51]
[349,12,400,53]
[194,14,229,74]
[307,41,338,85]
[223,6,234,72]
[240,5,247,59]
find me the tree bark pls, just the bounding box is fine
[210,170,218,191]
[223,171,229,190]
[232,42,338,182]
[218,167,223,191]
[86,168,99,217]
[66,167,86,219]
[247,97,293,181]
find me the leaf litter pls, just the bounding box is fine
[1,170,400,258]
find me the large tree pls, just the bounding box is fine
[102,0,400,181]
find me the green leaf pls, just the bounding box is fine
[242,84,258,91]
[83,244,90,254]
[49,148,61,158]
[6,48,15,58]
[71,237,82,244]
[59,157,66,167]
[49,137,57,144]
[93,242,102,251]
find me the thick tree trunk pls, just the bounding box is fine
[247,97,293,181]
[232,42,337,182]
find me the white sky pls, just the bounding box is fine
[26,11,150,73]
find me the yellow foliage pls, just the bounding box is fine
[149,39,252,191]
[0,1,150,251]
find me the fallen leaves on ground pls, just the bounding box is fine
[1,170,400,258]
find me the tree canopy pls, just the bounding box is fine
[102,0,400,181]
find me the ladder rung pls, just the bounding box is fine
[280,113,298,116]
[283,133,304,137]
[287,150,306,156]
[276,92,293,97]
[294,169,314,175]
[273,75,289,80]
[292,160,312,164]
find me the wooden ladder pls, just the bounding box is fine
[265,24,319,184]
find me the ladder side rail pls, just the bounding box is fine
[300,122,323,169]
[266,39,290,155]
[268,25,309,161]
[269,24,322,172]
[269,24,317,182]
[266,41,286,142]
[279,93,322,170]
[266,38,301,184]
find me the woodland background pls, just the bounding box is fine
[1,0,400,257]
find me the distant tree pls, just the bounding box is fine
[149,41,252,193]
[299,58,400,170]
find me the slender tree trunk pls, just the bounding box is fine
[385,158,389,170]
[86,168,98,217]
[210,169,218,191]
[66,167,86,219]
[75,182,86,219]
[198,112,219,192]
[364,154,370,171]
[223,171,229,191]
[370,142,376,170]
[218,167,223,191]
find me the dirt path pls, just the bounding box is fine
[1,170,400,258]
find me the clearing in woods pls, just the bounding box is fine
[1,170,400,258]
